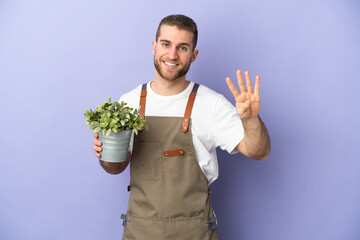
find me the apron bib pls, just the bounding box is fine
[122,83,218,240]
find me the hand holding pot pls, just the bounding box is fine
[93,133,102,158]
[85,98,147,162]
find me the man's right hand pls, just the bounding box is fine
[93,133,102,158]
[93,132,131,174]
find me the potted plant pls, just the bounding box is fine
[84,97,148,162]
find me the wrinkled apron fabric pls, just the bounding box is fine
[122,84,218,240]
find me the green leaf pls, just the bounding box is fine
[106,129,111,136]
[86,97,148,134]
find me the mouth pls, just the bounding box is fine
[163,60,179,69]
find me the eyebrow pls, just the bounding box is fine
[159,39,191,47]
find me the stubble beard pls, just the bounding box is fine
[154,55,191,81]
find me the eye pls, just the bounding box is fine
[179,46,187,51]
[162,43,170,47]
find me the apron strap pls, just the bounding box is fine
[138,82,199,132]
[182,83,199,133]
[139,83,147,119]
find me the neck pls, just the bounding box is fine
[151,72,189,96]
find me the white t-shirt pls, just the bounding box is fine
[119,81,244,185]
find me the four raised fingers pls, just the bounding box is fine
[228,70,260,96]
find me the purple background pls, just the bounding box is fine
[1,0,359,239]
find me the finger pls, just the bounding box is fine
[94,132,99,139]
[239,101,251,109]
[95,152,101,158]
[236,70,246,93]
[93,145,102,152]
[226,77,240,98]
[93,139,102,146]
[237,101,250,116]
[254,75,260,96]
[245,71,252,93]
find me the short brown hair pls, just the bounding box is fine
[156,14,198,50]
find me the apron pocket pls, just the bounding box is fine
[165,216,209,240]
[123,214,164,240]
[131,142,163,180]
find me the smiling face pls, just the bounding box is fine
[153,25,199,82]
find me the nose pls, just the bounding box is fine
[168,46,179,60]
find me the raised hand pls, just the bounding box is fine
[226,70,261,120]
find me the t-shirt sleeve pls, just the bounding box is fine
[212,95,244,154]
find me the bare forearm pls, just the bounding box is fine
[99,152,131,174]
[242,115,270,159]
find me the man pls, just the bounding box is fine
[93,14,270,240]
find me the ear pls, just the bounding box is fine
[152,41,156,55]
[191,49,199,63]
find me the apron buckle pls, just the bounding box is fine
[208,216,217,229]
[121,214,127,227]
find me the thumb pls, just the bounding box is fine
[243,100,251,108]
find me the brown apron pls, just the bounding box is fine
[121,83,219,240]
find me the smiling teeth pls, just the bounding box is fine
[164,62,176,66]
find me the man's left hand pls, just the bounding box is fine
[226,70,261,120]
